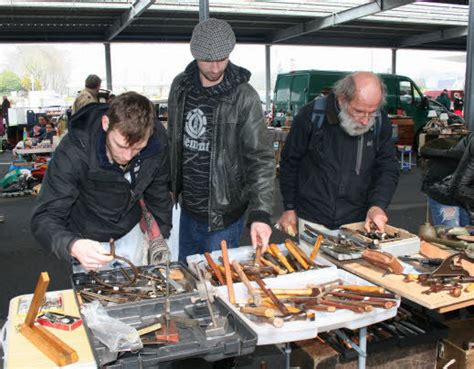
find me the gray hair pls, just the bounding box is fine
[85,74,102,89]
[334,72,386,108]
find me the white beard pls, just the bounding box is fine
[338,104,375,136]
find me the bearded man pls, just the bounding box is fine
[277,71,399,235]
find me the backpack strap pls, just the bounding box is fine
[310,96,327,130]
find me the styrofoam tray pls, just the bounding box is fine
[216,268,399,345]
[187,244,335,278]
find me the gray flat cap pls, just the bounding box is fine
[190,18,236,62]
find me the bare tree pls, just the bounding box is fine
[7,45,70,93]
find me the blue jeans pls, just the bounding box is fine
[178,208,245,263]
[429,198,471,227]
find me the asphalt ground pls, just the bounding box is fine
[0,149,424,319]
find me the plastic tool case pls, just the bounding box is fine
[72,265,257,368]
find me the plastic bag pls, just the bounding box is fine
[81,301,143,352]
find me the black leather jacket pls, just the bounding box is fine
[167,62,275,230]
[423,133,474,212]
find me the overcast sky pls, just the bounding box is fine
[0,42,467,96]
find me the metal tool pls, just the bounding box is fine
[197,266,228,337]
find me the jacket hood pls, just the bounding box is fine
[68,102,107,149]
[182,60,251,97]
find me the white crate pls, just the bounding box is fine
[216,268,399,345]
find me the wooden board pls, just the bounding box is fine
[323,243,474,313]
[5,289,96,369]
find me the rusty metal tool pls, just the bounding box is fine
[269,243,294,273]
[232,260,261,305]
[90,239,138,288]
[197,267,228,337]
[221,240,236,304]
[430,253,471,278]
[204,252,226,286]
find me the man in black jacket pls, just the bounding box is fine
[31,92,173,271]
[168,18,275,262]
[278,72,399,234]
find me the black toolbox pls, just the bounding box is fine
[72,264,257,368]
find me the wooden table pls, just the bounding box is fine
[5,290,96,369]
[322,242,474,314]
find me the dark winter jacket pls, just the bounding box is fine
[31,103,173,261]
[167,61,275,230]
[280,93,399,229]
[422,133,474,211]
[420,137,466,206]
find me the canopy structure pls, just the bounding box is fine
[0,0,468,51]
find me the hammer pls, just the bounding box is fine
[231,260,261,305]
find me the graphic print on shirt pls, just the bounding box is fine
[184,108,210,152]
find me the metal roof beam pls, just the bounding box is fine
[397,26,467,47]
[106,0,155,41]
[270,0,416,44]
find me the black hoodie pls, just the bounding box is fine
[31,103,173,261]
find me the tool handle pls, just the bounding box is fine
[221,240,235,304]
[253,276,290,316]
[232,260,257,296]
[310,235,324,261]
[260,256,286,275]
[255,245,262,265]
[284,240,310,270]
[330,291,396,308]
[319,299,365,313]
[240,306,276,318]
[255,288,313,296]
[204,252,226,286]
[339,285,384,294]
[303,304,336,312]
[269,243,295,273]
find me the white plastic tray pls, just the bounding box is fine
[186,244,335,278]
[216,268,399,345]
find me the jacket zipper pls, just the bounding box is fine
[355,134,364,175]
[208,104,220,231]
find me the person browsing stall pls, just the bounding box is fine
[278,72,399,235]
[167,18,275,262]
[31,92,173,271]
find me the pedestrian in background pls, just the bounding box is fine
[436,89,451,111]
[72,74,102,115]
[453,92,463,117]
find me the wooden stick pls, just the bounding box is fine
[269,243,294,273]
[284,240,310,270]
[339,285,385,294]
[310,235,324,261]
[221,240,235,304]
[240,306,277,318]
[232,260,260,305]
[20,272,78,367]
[253,275,290,316]
[204,252,225,285]
[260,257,287,275]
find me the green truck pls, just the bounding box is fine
[272,70,463,135]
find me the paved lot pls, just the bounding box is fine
[0,149,424,319]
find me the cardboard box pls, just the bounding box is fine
[437,319,474,369]
[340,222,420,257]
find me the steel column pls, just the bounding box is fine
[464,0,474,130]
[265,45,271,112]
[199,0,209,22]
[104,43,113,91]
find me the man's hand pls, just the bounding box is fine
[70,239,114,271]
[364,206,388,232]
[276,210,298,236]
[250,222,272,252]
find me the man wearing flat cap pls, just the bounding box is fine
[168,18,275,262]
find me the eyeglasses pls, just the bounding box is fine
[348,104,381,119]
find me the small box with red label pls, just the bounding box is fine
[36,312,83,331]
